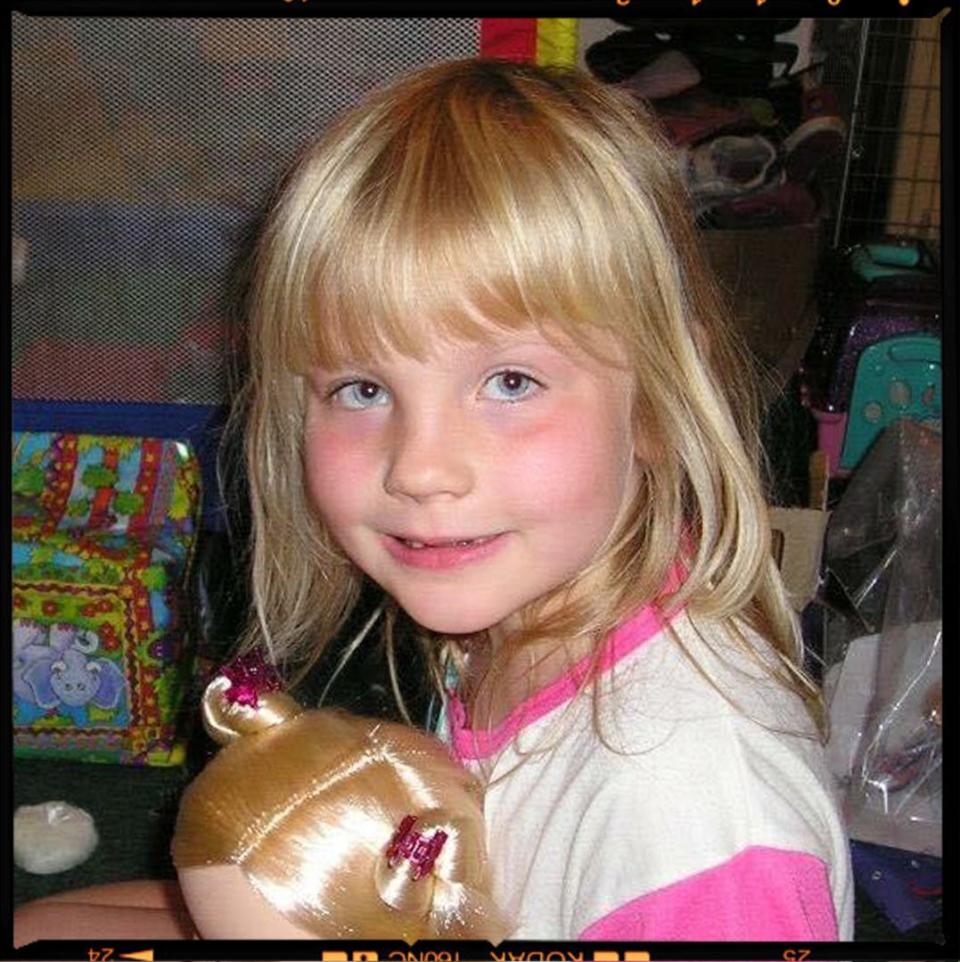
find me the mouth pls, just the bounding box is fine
[391,534,500,549]
[383,532,507,570]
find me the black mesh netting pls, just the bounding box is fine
[12,16,480,404]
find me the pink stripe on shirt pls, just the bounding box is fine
[448,595,679,760]
[580,846,839,941]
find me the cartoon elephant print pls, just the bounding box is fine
[14,621,126,712]
[13,619,50,704]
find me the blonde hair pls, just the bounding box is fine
[233,57,821,733]
[172,679,507,941]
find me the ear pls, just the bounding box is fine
[631,431,657,465]
[629,406,664,465]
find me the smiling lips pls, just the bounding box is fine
[396,534,498,548]
[383,532,506,570]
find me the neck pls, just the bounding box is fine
[459,624,595,731]
[462,573,609,726]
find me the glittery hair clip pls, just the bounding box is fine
[219,649,282,709]
[386,815,448,881]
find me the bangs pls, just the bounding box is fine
[273,63,673,374]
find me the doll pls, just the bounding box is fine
[172,651,509,943]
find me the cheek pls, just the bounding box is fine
[302,419,376,525]
[503,406,633,518]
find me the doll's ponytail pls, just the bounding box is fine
[200,651,304,745]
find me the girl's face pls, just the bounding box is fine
[304,323,638,642]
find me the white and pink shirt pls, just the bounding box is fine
[443,604,854,941]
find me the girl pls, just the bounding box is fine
[13,57,853,945]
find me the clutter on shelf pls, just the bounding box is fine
[800,237,941,479]
[585,19,846,230]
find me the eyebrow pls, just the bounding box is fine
[447,331,576,360]
[315,329,582,376]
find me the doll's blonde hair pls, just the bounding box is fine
[233,58,821,732]
[172,679,506,941]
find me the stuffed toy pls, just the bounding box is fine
[172,651,509,942]
[13,801,99,875]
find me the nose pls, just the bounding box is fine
[383,406,475,502]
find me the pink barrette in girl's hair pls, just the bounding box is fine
[385,815,449,881]
[219,649,282,709]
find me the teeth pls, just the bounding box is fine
[400,537,482,549]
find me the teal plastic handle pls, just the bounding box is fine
[865,241,922,268]
[850,247,897,282]
[849,241,934,282]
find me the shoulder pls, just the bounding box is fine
[534,609,832,823]
[562,705,840,879]
[552,615,847,927]
[553,712,849,939]
[597,607,819,744]
[476,612,852,941]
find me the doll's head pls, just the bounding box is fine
[238,57,807,721]
[172,655,507,941]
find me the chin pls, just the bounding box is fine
[406,609,500,637]
[395,594,511,637]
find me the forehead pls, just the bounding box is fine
[318,313,631,375]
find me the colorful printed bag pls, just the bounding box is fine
[12,430,200,765]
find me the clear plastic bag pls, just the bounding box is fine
[821,419,941,855]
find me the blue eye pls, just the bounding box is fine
[331,380,388,409]
[483,370,541,402]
